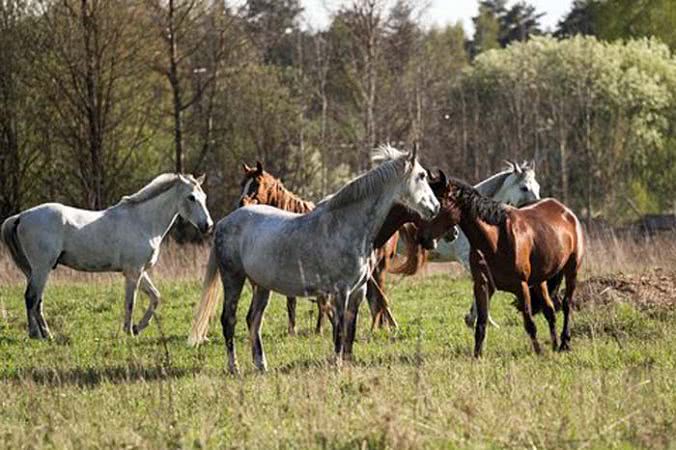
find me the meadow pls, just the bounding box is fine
[0,233,675,449]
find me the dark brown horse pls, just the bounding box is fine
[407,171,584,356]
[239,162,415,334]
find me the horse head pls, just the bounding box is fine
[494,160,540,206]
[239,161,274,207]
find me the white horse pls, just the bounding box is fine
[1,173,213,339]
[189,145,440,373]
[434,161,541,327]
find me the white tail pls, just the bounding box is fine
[188,245,221,346]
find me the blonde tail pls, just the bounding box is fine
[188,245,221,346]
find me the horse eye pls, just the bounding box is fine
[520,186,529,192]
[419,172,426,181]
[188,194,196,202]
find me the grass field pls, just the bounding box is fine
[1,258,675,449]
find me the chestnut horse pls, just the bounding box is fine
[411,172,584,356]
[239,162,400,333]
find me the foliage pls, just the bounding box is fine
[452,36,676,222]
[0,0,674,227]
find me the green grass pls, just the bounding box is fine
[0,275,675,449]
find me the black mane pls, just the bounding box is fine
[449,177,507,225]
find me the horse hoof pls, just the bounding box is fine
[464,315,475,328]
[131,325,140,336]
[558,343,571,352]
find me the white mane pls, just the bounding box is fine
[318,145,409,211]
[118,173,193,205]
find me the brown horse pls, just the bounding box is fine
[408,171,584,356]
[239,162,407,334]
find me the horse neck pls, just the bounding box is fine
[374,204,412,248]
[131,187,181,240]
[326,183,399,256]
[457,211,498,257]
[268,183,314,213]
[475,171,509,198]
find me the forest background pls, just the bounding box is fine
[1,0,674,232]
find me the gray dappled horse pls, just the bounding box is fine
[189,145,440,373]
[1,174,213,339]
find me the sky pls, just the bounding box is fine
[301,0,574,35]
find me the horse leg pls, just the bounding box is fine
[518,281,541,354]
[286,297,297,336]
[133,273,161,335]
[559,266,578,352]
[122,271,141,335]
[365,278,381,329]
[220,272,246,374]
[332,288,349,358]
[315,299,325,334]
[537,282,558,351]
[465,297,500,329]
[25,270,50,339]
[248,288,271,371]
[472,275,491,358]
[344,284,366,360]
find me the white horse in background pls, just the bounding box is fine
[189,145,440,373]
[1,173,213,339]
[433,161,541,327]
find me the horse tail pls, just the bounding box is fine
[1,214,31,277]
[188,244,221,346]
[390,224,427,276]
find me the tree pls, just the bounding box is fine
[245,0,303,66]
[471,0,543,56]
[595,0,676,50]
[32,0,154,209]
[0,0,39,216]
[498,1,543,46]
[471,1,502,56]
[555,0,599,38]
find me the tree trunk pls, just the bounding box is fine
[168,0,184,174]
[81,0,104,209]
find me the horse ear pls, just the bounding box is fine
[437,168,448,187]
[196,173,206,185]
[242,163,252,173]
[409,142,418,162]
[510,159,522,174]
[255,160,263,174]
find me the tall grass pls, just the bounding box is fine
[0,240,211,286]
[583,229,676,276]
[2,230,673,286]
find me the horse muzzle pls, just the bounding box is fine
[420,236,438,251]
[201,221,214,235]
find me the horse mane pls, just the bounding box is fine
[118,173,192,205]
[450,177,507,225]
[261,174,315,213]
[318,144,408,211]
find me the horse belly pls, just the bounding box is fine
[60,216,126,272]
[242,251,328,298]
[527,231,568,284]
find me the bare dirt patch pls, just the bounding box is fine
[577,268,676,312]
